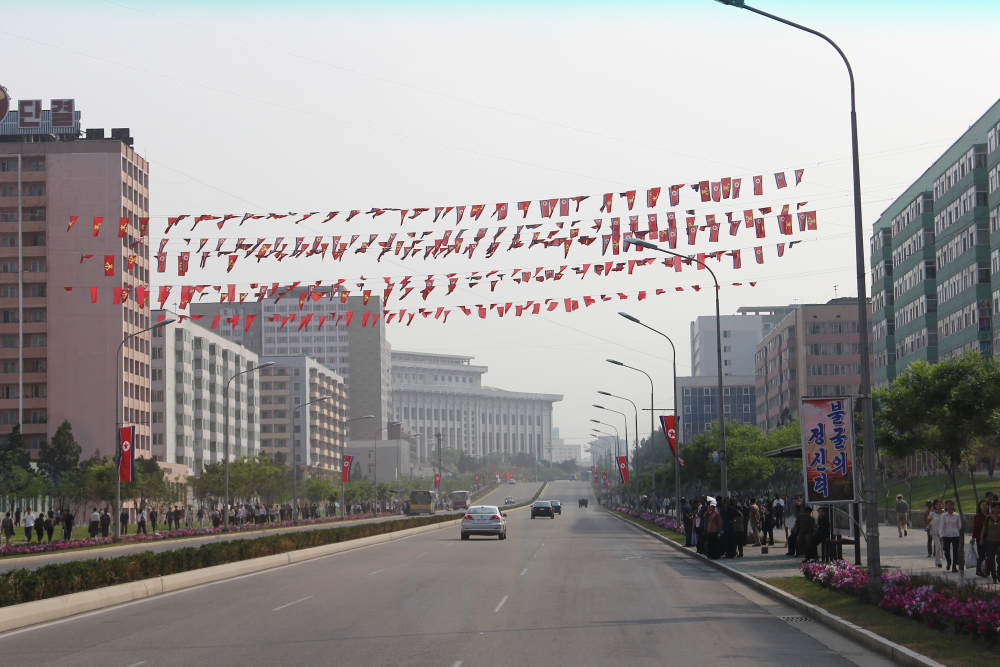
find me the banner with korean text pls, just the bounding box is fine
[799,397,857,504]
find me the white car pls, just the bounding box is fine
[508,479,516,485]
[461,505,507,540]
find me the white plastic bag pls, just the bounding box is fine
[965,538,977,568]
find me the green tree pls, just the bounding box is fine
[0,424,30,474]
[37,420,81,484]
[875,351,1000,521]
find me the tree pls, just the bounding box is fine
[875,351,1000,522]
[0,424,30,475]
[37,420,81,484]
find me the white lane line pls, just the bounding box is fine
[273,596,312,611]
[126,663,146,667]
[416,552,428,558]
[494,595,508,612]
[452,662,463,667]
[369,568,387,576]
[520,568,528,576]
[532,553,537,558]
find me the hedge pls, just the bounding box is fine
[0,513,456,607]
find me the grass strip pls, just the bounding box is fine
[764,577,999,666]
[605,508,688,544]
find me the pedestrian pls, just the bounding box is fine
[973,499,990,577]
[1,512,13,546]
[149,507,158,533]
[14,507,21,528]
[23,509,35,544]
[197,507,205,528]
[748,498,761,547]
[137,508,147,535]
[895,494,909,537]
[705,502,723,560]
[34,512,44,544]
[722,498,740,558]
[928,499,944,567]
[761,500,775,546]
[99,509,111,538]
[922,500,934,557]
[44,511,55,542]
[806,507,829,562]
[796,506,815,559]
[774,496,785,529]
[681,497,693,547]
[732,501,745,557]
[89,507,100,538]
[690,499,701,549]
[940,500,962,572]
[983,502,1000,584]
[120,509,129,536]
[63,509,74,540]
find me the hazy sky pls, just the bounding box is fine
[6,0,999,450]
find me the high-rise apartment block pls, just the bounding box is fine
[150,310,259,472]
[391,350,561,461]
[755,299,871,432]
[690,314,764,377]
[870,99,1000,385]
[676,375,757,444]
[1,101,151,462]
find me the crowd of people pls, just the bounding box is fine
[679,495,790,560]
[912,492,1000,583]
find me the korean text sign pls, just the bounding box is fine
[800,397,857,504]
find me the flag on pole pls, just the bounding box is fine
[342,454,354,482]
[118,426,136,482]
[616,456,629,484]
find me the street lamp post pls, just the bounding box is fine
[340,415,376,517]
[291,395,334,523]
[114,317,175,540]
[618,313,681,524]
[593,405,629,503]
[606,359,657,504]
[222,361,275,532]
[624,238,727,498]
[714,0,881,590]
[591,428,616,501]
[598,391,640,506]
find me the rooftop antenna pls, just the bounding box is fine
[833,285,839,298]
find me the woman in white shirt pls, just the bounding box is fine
[939,500,963,572]
[928,500,945,567]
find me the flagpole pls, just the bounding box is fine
[115,316,174,541]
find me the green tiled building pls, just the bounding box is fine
[871,99,1000,387]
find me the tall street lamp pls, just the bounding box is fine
[590,420,620,499]
[222,361,275,531]
[291,395,334,523]
[593,404,630,502]
[714,0,881,589]
[598,390,640,505]
[624,237,727,497]
[340,414,376,517]
[606,359,657,502]
[618,312,681,524]
[591,427,616,499]
[115,317,175,540]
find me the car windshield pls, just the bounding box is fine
[467,506,499,514]
[550,500,561,505]
[533,501,551,507]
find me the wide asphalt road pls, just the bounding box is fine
[0,482,542,573]
[0,481,893,667]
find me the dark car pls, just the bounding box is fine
[531,501,554,519]
[578,498,589,508]
[549,500,562,515]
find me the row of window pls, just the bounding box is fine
[895,228,934,268]
[873,317,894,342]
[0,334,46,348]
[684,403,752,414]
[896,328,937,359]
[0,159,44,172]
[936,222,985,270]
[0,410,46,423]
[933,146,986,201]
[938,303,980,341]
[805,321,860,335]
[806,363,862,376]
[0,359,46,373]
[0,260,46,273]
[264,303,350,313]
[0,285,46,298]
[890,194,933,239]
[896,294,936,328]
[806,385,860,397]
[805,343,861,356]
[0,233,45,247]
[0,209,46,222]
[0,184,46,197]
[934,184,988,235]
[0,385,46,398]
[937,262,988,305]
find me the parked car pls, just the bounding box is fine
[531,501,554,519]
[549,500,562,515]
[504,496,515,505]
[460,505,507,540]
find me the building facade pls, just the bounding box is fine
[391,350,562,461]
[344,423,420,482]
[150,311,259,472]
[755,299,872,432]
[871,99,1000,386]
[677,375,757,444]
[690,314,764,377]
[0,111,151,462]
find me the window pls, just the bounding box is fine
[0,161,14,172]
[29,309,44,322]
[1,336,16,348]
[27,183,44,196]
[0,261,17,273]
[28,260,45,273]
[27,284,45,298]
[0,236,14,247]
[0,286,13,298]
[28,359,45,373]
[27,208,45,221]
[1,362,14,373]
[723,331,731,338]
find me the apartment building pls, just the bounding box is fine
[755,298,872,432]
[677,375,757,444]
[258,355,347,471]
[871,98,1000,385]
[548,428,583,463]
[391,350,562,462]
[149,310,259,472]
[690,314,764,377]
[0,101,151,461]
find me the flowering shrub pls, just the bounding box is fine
[801,559,1000,646]
[0,512,391,559]
[608,506,682,533]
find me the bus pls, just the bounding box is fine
[451,491,471,510]
[409,490,436,515]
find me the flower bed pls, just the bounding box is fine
[800,560,1000,646]
[0,512,392,559]
[608,506,683,534]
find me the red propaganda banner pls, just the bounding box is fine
[601,471,609,488]
[342,454,354,483]
[616,456,629,484]
[800,397,857,504]
[660,415,677,456]
[434,472,441,489]
[475,473,479,487]
[118,426,135,482]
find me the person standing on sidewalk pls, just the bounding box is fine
[99,509,111,538]
[973,500,990,577]
[774,496,785,529]
[922,500,934,557]
[136,508,147,535]
[22,509,35,544]
[705,502,723,560]
[681,497,693,547]
[761,500,775,546]
[928,499,945,567]
[895,494,909,537]
[1,512,13,546]
[88,508,100,538]
[982,502,1000,583]
[120,509,129,536]
[940,500,962,572]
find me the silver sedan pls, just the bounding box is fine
[460,505,507,540]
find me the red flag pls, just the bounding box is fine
[103,255,115,277]
[666,227,677,249]
[668,185,683,207]
[774,172,787,189]
[687,220,697,245]
[118,426,136,482]
[616,456,629,484]
[621,190,636,210]
[699,181,710,202]
[92,217,104,237]
[517,201,531,218]
[660,416,678,457]
[434,472,441,489]
[559,198,569,217]
[708,216,719,242]
[90,287,98,303]
[777,243,785,257]
[721,177,732,199]
[342,454,354,482]
[732,178,741,199]
[67,216,78,233]
[118,217,129,238]
[755,246,764,264]
[711,181,721,202]
[647,187,661,208]
[754,217,765,238]
[806,211,817,230]
[753,175,763,196]
[493,203,508,220]
[744,209,754,228]
[795,168,804,185]
[732,249,741,269]
[779,214,792,235]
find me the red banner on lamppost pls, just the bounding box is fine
[600,471,609,488]
[342,454,354,483]
[118,426,135,482]
[475,473,479,487]
[616,456,629,484]
[434,472,441,489]
[592,465,597,482]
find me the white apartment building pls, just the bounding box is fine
[150,310,260,473]
[690,314,764,377]
[548,428,583,464]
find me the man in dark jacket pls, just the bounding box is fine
[796,506,816,559]
[807,507,830,562]
[681,498,693,547]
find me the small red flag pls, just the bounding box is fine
[103,255,115,276]
[67,216,78,233]
[732,178,741,198]
[753,175,763,196]
[647,187,661,208]
[711,182,721,202]
[118,217,129,238]
[668,185,683,207]
[92,217,104,237]
[775,172,788,189]
[721,177,732,199]
[755,246,764,264]
[795,169,804,185]
[699,181,710,202]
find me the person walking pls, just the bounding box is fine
[44,511,55,542]
[928,500,944,567]
[761,500,775,546]
[681,497,693,547]
[1,512,13,546]
[62,509,74,541]
[166,507,174,531]
[136,508,147,536]
[748,498,761,547]
[983,502,1000,584]
[99,509,111,538]
[88,508,100,539]
[922,500,934,557]
[774,496,785,529]
[22,509,35,544]
[895,494,909,537]
[940,500,963,572]
[33,512,44,544]
[973,499,990,577]
[796,506,816,560]
[149,507,158,533]
[705,502,723,560]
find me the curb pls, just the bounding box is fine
[602,509,946,667]
[0,517,462,635]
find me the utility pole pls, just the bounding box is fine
[436,432,443,506]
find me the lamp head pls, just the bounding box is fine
[618,311,640,324]
[320,395,333,400]
[593,404,605,410]
[590,419,601,424]
[152,318,176,328]
[607,359,624,366]
[597,391,611,396]
[715,0,745,6]
[257,362,276,368]
[623,237,657,250]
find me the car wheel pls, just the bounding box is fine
[461,532,469,540]
[531,515,535,519]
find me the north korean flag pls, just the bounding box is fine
[797,212,807,231]
[711,182,721,202]
[659,416,678,458]
[667,228,678,249]
[666,212,677,229]
[708,215,719,242]
[669,185,682,207]
[732,178,741,199]
[777,243,786,257]
[118,426,136,482]
[754,217,766,238]
[732,249,741,269]
[559,198,569,217]
[795,169,804,185]
[753,175,763,196]
[617,456,629,484]
[775,172,788,189]
[687,221,698,245]
[755,246,764,264]
[517,201,531,218]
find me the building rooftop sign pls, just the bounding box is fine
[0,96,80,135]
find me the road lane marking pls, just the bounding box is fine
[369,568,387,575]
[494,596,508,612]
[126,663,146,667]
[416,553,427,558]
[273,596,312,611]
[520,568,527,576]
[452,662,463,667]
